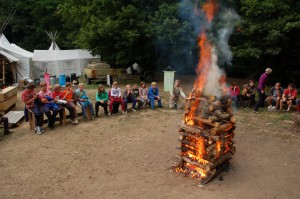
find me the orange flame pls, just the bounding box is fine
[202,0,218,22]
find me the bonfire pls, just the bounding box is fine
[174,0,237,184]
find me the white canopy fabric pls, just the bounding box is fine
[32,49,100,78]
[0,34,33,81]
[0,50,19,62]
[49,42,60,50]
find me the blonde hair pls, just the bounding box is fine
[53,84,61,90]
[40,82,47,87]
[78,83,84,87]
[113,81,118,86]
[151,82,157,86]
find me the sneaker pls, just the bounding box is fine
[132,108,137,112]
[108,112,111,116]
[36,126,42,135]
[122,111,125,114]
[271,106,277,111]
[267,105,272,110]
[40,127,45,133]
[287,108,290,112]
[74,118,79,124]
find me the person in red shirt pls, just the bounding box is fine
[229,81,240,107]
[280,83,298,111]
[53,84,79,124]
[21,83,44,134]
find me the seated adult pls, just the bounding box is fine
[95,84,109,117]
[239,80,256,108]
[170,80,186,109]
[21,83,44,134]
[229,81,240,107]
[280,83,298,112]
[123,84,137,112]
[265,82,284,111]
[148,82,162,110]
[76,83,95,120]
[53,84,79,124]
[39,82,59,129]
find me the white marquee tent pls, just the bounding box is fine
[0,34,33,82]
[32,49,101,79]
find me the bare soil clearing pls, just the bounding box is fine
[0,78,299,199]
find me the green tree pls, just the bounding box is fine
[230,0,300,84]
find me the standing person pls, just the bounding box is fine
[280,83,298,112]
[265,82,284,111]
[253,68,272,113]
[139,81,149,108]
[39,82,59,129]
[95,84,109,117]
[62,82,79,124]
[21,83,44,134]
[76,83,95,120]
[148,82,162,110]
[169,80,186,109]
[123,84,137,112]
[109,81,125,114]
[53,84,79,124]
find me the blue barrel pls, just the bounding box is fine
[59,74,66,87]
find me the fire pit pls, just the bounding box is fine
[173,0,237,184]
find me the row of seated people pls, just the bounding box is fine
[21,81,163,135]
[229,81,299,112]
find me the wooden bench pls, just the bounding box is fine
[28,108,67,130]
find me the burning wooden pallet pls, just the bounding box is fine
[174,94,236,184]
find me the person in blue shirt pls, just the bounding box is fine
[147,82,162,110]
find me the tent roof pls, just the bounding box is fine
[49,42,60,51]
[0,34,33,58]
[0,50,19,62]
[33,49,100,61]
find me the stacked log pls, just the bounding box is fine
[174,95,236,184]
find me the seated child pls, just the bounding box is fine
[266,82,283,111]
[21,83,44,134]
[109,81,125,114]
[123,84,137,112]
[229,81,240,106]
[280,83,298,111]
[148,82,162,110]
[139,81,149,108]
[132,84,142,109]
[76,83,95,119]
[95,84,109,117]
[53,84,79,124]
[239,80,256,108]
[39,82,59,129]
[170,80,186,109]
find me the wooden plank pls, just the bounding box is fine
[3,111,24,124]
[0,86,18,102]
[0,94,17,110]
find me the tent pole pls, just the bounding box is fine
[2,60,5,83]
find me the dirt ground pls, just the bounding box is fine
[0,77,300,199]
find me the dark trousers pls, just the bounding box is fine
[43,105,59,126]
[95,101,108,116]
[1,117,9,132]
[239,94,255,108]
[62,102,76,120]
[124,97,136,111]
[30,103,44,127]
[112,102,120,114]
[254,89,265,111]
[24,106,29,122]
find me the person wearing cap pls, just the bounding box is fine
[253,68,272,113]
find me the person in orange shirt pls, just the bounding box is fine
[62,82,79,124]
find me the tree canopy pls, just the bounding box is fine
[0,0,299,84]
